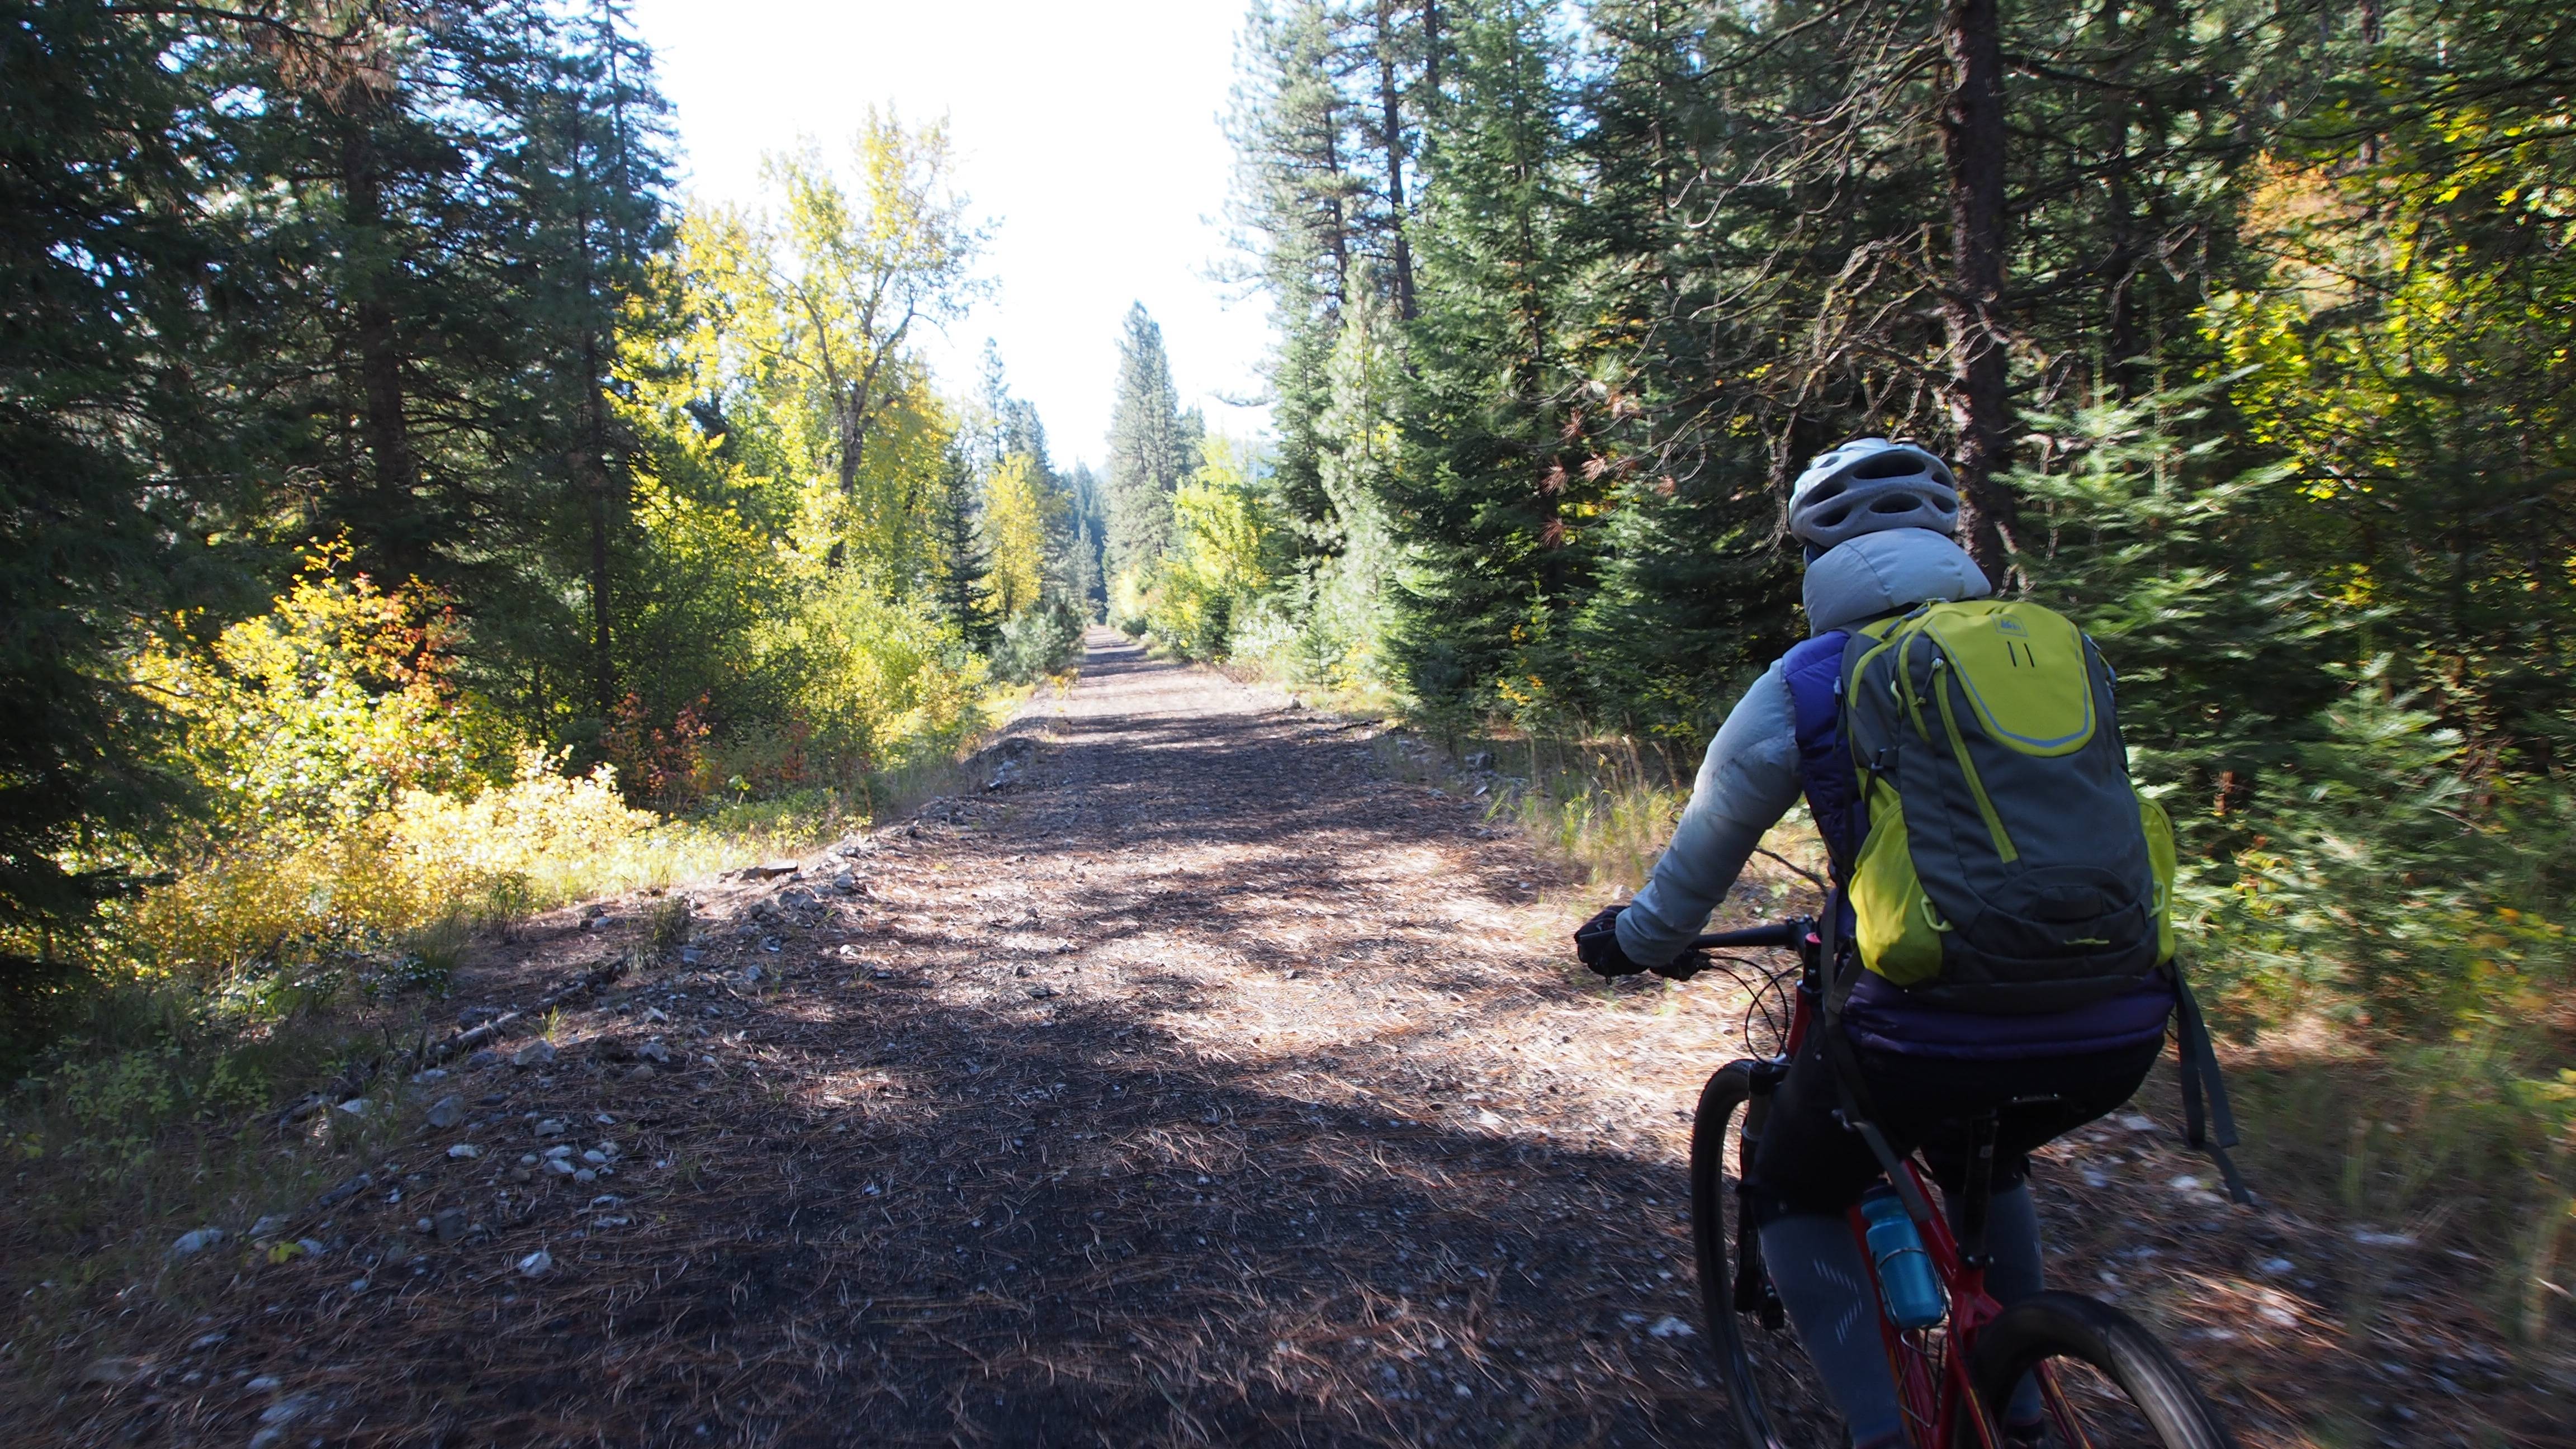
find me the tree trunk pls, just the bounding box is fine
[340,120,422,577]
[839,382,868,498]
[580,329,616,717]
[1322,92,1351,311]
[834,307,912,506]
[1940,0,2017,586]
[1422,0,1442,111]
[569,98,618,719]
[2099,0,2145,396]
[1376,0,1416,321]
[2358,0,2382,164]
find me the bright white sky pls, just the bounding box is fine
[626,0,1274,472]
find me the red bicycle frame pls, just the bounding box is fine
[1769,928,2009,1449]
[1874,1156,2007,1449]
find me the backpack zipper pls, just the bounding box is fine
[1932,652,2019,863]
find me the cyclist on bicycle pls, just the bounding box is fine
[1574,439,2177,1449]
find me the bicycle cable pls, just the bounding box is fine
[1698,954,1798,1058]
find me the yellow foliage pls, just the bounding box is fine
[982,452,1057,618]
[667,113,982,581]
[136,548,490,835]
[755,574,987,777]
[118,552,871,983]
[126,745,854,983]
[383,749,661,912]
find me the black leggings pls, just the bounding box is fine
[1743,1026,2162,1225]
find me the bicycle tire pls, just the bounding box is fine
[1691,1060,1788,1449]
[1964,1291,2239,1449]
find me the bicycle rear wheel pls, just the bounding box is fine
[1966,1291,2238,1448]
[1690,1060,1789,1449]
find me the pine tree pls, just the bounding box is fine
[1384,0,1592,718]
[205,0,680,729]
[1062,463,1110,618]
[1102,304,1195,583]
[0,1,222,997]
[1557,0,1797,731]
[928,444,998,650]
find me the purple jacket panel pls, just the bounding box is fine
[1781,631,1861,865]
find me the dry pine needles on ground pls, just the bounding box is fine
[9,632,2562,1447]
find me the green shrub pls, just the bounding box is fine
[991,597,1084,682]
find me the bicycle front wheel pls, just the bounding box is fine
[1690,1060,1789,1449]
[1966,1291,2238,1448]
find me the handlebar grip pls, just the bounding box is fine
[1687,921,1802,950]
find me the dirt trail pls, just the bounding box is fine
[60,631,2516,1447]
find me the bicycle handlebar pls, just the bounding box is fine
[1687,920,1804,951]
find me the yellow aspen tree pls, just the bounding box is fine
[673,110,986,580]
[981,452,1057,619]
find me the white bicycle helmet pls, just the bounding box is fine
[1788,438,1961,554]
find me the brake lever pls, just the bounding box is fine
[1649,950,1711,982]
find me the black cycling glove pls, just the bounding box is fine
[1574,905,1646,977]
[1575,903,1708,981]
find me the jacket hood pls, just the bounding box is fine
[1803,528,1992,635]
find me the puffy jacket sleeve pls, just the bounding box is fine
[1613,661,1805,966]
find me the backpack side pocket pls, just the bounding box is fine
[2139,794,2179,967]
[1851,785,1947,986]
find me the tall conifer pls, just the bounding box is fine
[1103,305,1196,582]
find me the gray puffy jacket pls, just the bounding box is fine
[1613,528,1992,967]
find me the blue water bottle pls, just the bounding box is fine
[1859,1185,1948,1329]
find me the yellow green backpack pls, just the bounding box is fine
[1836,599,2177,1011]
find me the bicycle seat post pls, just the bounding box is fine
[1957,1110,2000,1270]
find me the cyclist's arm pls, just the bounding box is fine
[1613,661,1804,967]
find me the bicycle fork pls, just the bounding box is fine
[1734,1057,1791,1328]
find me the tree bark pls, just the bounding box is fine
[566,98,618,719]
[579,326,615,716]
[1322,91,1351,311]
[1422,0,1442,110]
[1940,0,2018,586]
[1376,0,1416,321]
[340,120,422,577]
[833,305,911,503]
[2099,0,2145,396]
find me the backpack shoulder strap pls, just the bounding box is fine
[2173,965,2255,1205]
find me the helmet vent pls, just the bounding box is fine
[1787,439,1963,550]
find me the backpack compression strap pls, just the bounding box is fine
[2173,971,2253,1205]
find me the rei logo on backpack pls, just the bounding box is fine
[1839,599,2177,1012]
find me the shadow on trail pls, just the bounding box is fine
[392,987,1748,1448]
[124,633,1798,1449]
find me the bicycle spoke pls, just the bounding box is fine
[2036,1356,2155,1447]
[1969,1292,2237,1449]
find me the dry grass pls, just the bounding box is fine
[0,685,1062,1434]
